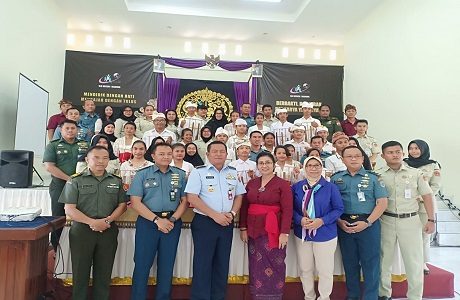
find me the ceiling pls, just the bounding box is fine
[56,0,383,45]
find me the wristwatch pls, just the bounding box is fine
[153,216,159,223]
[364,219,372,227]
[230,211,237,218]
[169,216,177,223]
[427,219,436,223]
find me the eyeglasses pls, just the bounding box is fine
[343,155,363,160]
[258,161,273,166]
[306,164,322,169]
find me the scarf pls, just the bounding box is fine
[200,126,213,143]
[301,182,322,241]
[403,139,440,169]
[101,121,117,143]
[118,105,136,122]
[184,143,205,167]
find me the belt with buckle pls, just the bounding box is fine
[152,211,175,218]
[341,214,370,222]
[383,211,418,218]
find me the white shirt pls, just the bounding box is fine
[223,123,237,137]
[178,115,207,139]
[323,141,335,154]
[274,162,301,184]
[270,121,293,145]
[120,160,154,185]
[325,153,346,173]
[226,135,249,152]
[286,139,310,160]
[170,160,195,177]
[293,116,321,142]
[142,128,177,147]
[113,136,140,157]
[229,159,258,186]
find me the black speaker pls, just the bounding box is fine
[0,150,34,188]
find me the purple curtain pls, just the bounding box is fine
[161,78,181,112]
[164,58,253,71]
[234,82,249,113]
[250,77,258,116]
[156,73,165,112]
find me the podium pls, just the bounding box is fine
[0,216,65,300]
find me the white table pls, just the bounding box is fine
[56,223,407,282]
[0,187,51,215]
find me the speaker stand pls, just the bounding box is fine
[32,166,45,187]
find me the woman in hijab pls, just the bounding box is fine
[76,134,120,175]
[403,139,441,275]
[114,105,137,138]
[100,121,117,144]
[184,142,204,167]
[95,105,115,134]
[205,108,228,136]
[144,136,165,162]
[194,126,213,161]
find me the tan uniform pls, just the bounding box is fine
[134,117,155,138]
[404,162,441,263]
[376,164,433,299]
[354,134,380,158]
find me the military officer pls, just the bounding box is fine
[59,145,127,300]
[128,142,188,300]
[43,119,89,251]
[186,141,246,300]
[376,141,435,300]
[331,146,388,300]
[318,104,343,141]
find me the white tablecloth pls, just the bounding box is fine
[56,225,406,281]
[0,187,51,215]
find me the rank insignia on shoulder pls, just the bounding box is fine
[227,165,236,170]
[71,172,82,178]
[196,165,206,169]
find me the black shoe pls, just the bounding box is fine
[378,297,392,300]
[424,268,430,275]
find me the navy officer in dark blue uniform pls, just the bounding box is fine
[127,142,188,300]
[331,145,388,300]
[185,141,246,300]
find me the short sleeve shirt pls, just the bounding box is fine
[58,170,126,218]
[43,138,89,176]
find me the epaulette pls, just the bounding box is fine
[330,170,346,178]
[112,173,122,179]
[196,165,206,169]
[170,166,186,174]
[227,165,236,170]
[137,165,152,172]
[366,170,379,177]
[71,172,83,178]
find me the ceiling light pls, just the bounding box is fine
[282,47,289,58]
[243,0,282,3]
[123,37,131,49]
[329,50,337,61]
[85,35,94,46]
[218,44,226,55]
[202,42,209,54]
[184,41,192,53]
[235,45,242,56]
[314,49,321,60]
[105,36,113,47]
[67,34,75,46]
[297,48,305,59]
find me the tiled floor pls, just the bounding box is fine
[427,246,460,299]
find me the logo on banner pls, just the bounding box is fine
[289,82,310,98]
[98,73,121,89]
[176,88,233,119]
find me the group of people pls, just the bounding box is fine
[44,98,441,300]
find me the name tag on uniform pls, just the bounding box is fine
[228,187,235,201]
[357,191,366,202]
[405,188,412,199]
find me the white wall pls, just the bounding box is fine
[66,31,344,82]
[344,0,460,195]
[0,0,66,151]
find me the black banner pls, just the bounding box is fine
[176,79,237,119]
[259,63,343,121]
[63,50,154,114]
